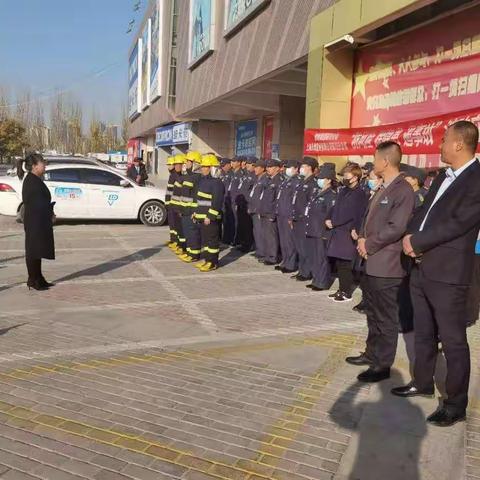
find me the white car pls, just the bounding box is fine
[0,162,167,226]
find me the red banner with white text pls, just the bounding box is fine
[304,107,480,157]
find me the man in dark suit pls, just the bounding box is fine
[127,157,149,186]
[346,141,415,383]
[392,121,480,427]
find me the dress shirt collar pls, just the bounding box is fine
[446,157,478,180]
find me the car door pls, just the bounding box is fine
[44,168,89,218]
[79,168,137,218]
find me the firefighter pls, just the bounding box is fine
[165,156,177,247]
[169,153,187,254]
[179,151,202,263]
[193,154,225,272]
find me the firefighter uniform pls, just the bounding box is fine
[305,171,336,290]
[258,160,283,265]
[276,161,301,273]
[291,165,318,280]
[165,156,177,246]
[248,161,268,260]
[179,151,202,262]
[193,155,225,272]
[169,154,187,254]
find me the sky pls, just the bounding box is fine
[0,0,147,127]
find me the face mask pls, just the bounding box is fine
[368,179,378,190]
[299,166,307,177]
[317,178,326,189]
[285,167,295,178]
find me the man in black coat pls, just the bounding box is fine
[127,157,149,186]
[392,121,480,427]
[348,142,415,383]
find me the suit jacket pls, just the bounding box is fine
[360,175,415,278]
[127,164,148,186]
[409,159,480,285]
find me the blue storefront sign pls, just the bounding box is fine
[235,120,257,156]
[155,122,192,147]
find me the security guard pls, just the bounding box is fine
[179,151,202,263]
[291,157,318,281]
[165,156,177,247]
[275,160,301,273]
[169,153,187,254]
[220,158,235,245]
[229,156,246,246]
[258,159,283,265]
[235,156,256,252]
[248,159,268,261]
[193,154,225,272]
[305,164,337,291]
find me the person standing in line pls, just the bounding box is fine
[392,121,480,427]
[229,156,245,247]
[178,151,202,263]
[235,157,256,253]
[347,142,415,383]
[290,157,318,282]
[258,159,283,265]
[305,164,337,291]
[326,164,369,302]
[248,160,268,261]
[219,158,234,245]
[275,160,301,274]
[169,154,187,255]
[165,156,177,247]
[192,154,225,272]
[19,153,56,291]
[127,156,149,186]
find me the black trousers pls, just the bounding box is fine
[252,214,264,259]
[236,204,254,251]
[173,210,186,251]
[306,236,332,289]
[364,275,402,369]
[167,207,176,242]
[222,198,235,245]
[26,257,42,283]
[181,216,201,260]
[278,216,297,271]
[200,221,220,265]
[260,216,280,263]
[467,255,480,325]
[335,258,354,295]
[411,267,470,413]
[293,219,310,278]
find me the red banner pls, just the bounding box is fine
[127,138,141,165]
[304,107,480,156]
[262,116,274,160]
[351,7,480,128]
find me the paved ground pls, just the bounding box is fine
[0,215,479,480]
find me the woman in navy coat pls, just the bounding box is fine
[326,164,368,302]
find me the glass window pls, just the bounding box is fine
[45,168,82,183]
[81,169,123,186]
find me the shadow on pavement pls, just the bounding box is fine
[0,323,28,336]
[0,255,25,263]
[54,245,163,283]
[219,247,248,267]
[329,376,426,480]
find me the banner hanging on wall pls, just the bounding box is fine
[141,20,151,110]
[235,120,257,157]
[304,106,480,156]
[150,0,162,102]
[128,44,141,119]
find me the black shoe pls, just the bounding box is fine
[307,284,327,291]
[328,290,340,298]
[391,382,434,398]
[352,301,366,314]
[346,353,372,366]
[257,258,265,263]
[39,277,55,288]
[264,260,278,266]
[281,268,296,274]
[332,291,352,302]
[357,367,390,383]
[27,281,49,291]
[274,265,283,271]
[295,275,312,282]
[426,408,466,427]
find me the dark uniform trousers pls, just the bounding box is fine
[278,216,297,271]
[364,275,402,369]
[306,237,332,288]
[222,197,235,245]
[252,214,264,259]
[260,216,280,263]
[182,216,201,260]
[293,219,310,278]
[174,212,186,251]
[411,267,470,413]
[201,221,220,265]
[467,255,480,325]
[236,202,254,251]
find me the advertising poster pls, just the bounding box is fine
[262,116,274,160]
[141,20,151,110]
[150,0,162,101]
[225,0,268,32]
[190,0,212,64]
[235,120,257,157]
[128,44,140,119]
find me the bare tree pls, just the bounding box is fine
[0,85,11,121]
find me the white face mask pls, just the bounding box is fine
[285,167,296,178]
[299,166,307,177]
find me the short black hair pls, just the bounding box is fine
[450,120,479,154]
[376,141,402,167]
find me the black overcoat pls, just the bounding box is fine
[22,173,55,260]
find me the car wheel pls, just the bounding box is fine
[139,201,166,226]
[16,204,25,224]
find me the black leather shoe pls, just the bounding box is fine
[346,353,372,366]
[357,367,390,383]
[426,408,466,427]
[295,275,312,282]
[281,268,295,274]
[264,261,278,266]
[39,278,55,288]
[352,301,366,314]
[391,382,434,398]
[274,265,283,271]
[307,284,327,291]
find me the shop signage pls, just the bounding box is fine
[155,122,192,146]
[304,106,480,157]
[235,120,257,156]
